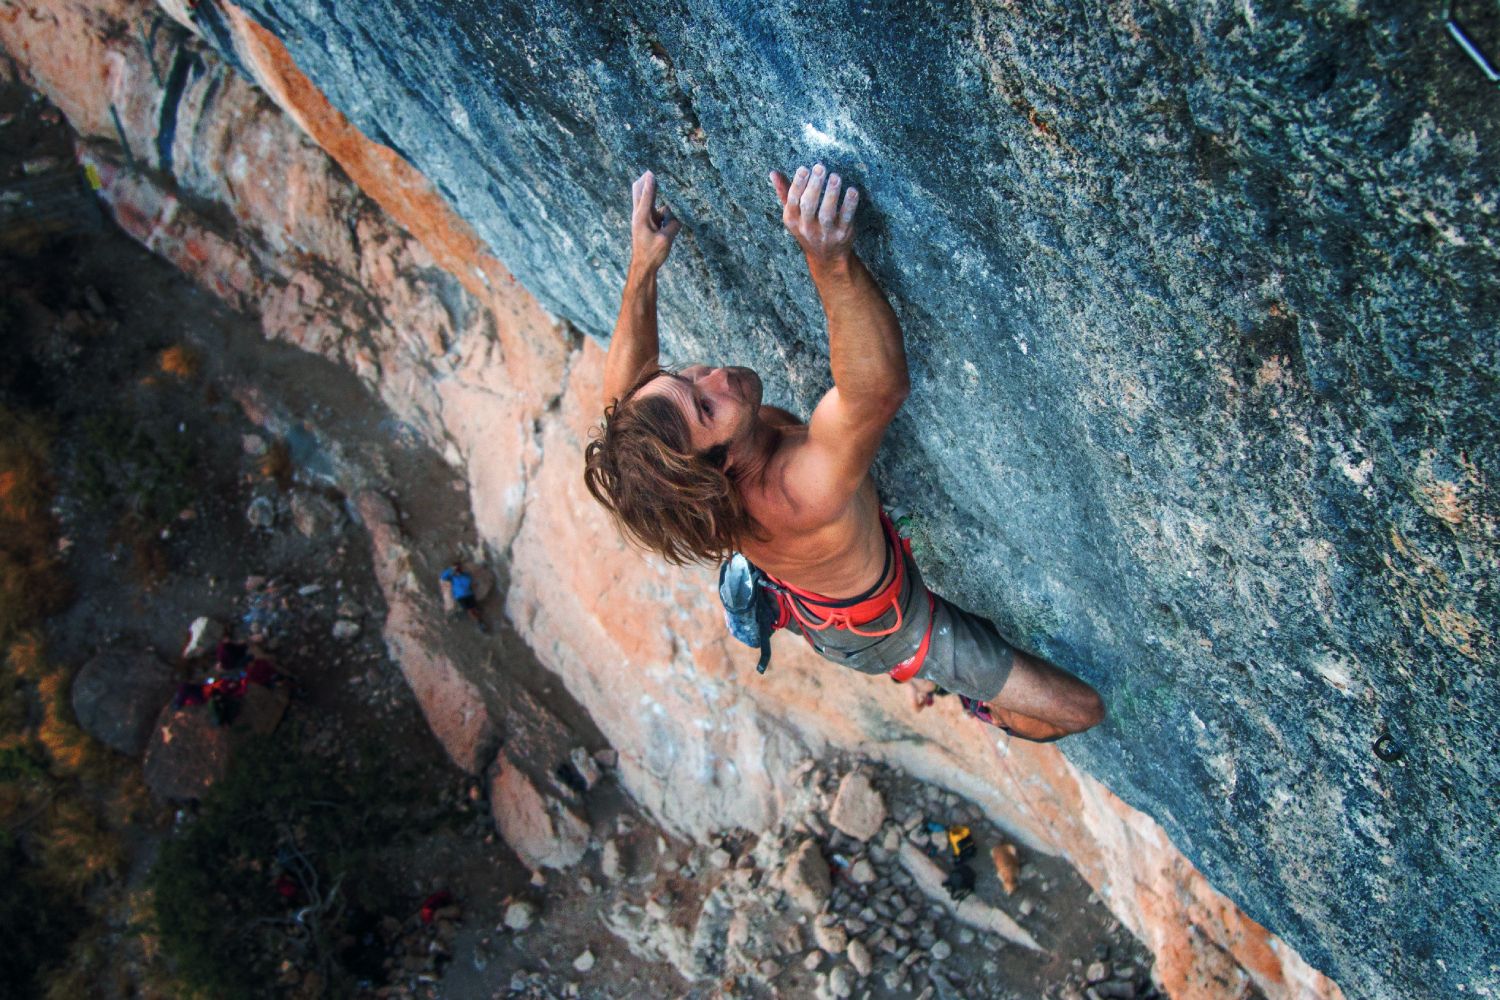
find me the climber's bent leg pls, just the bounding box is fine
[981,650,1104,741]
[917,590,1104,742]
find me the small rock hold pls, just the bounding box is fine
[573,949,595,972]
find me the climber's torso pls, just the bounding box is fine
[735,407,894,601]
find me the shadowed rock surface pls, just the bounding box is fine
[194,3,1498,997]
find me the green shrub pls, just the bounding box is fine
[150,734,427,998]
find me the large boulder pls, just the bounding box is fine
[143,684,290,801]
[71,649,176,756]
[488,752,589,870]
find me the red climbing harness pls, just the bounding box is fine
[764,512,938,682]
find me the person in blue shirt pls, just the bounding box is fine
[441,562,488,633]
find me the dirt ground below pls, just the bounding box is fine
[3,78,1165,1000]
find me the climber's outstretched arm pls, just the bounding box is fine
[770,164,909,514]
[602,170,682,406]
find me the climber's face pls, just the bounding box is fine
[635,364,763,458]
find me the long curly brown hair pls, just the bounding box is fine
[583,367,764,565]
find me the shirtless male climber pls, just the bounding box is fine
[584,164,1104,742]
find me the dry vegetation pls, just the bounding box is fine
[0,405,163,998]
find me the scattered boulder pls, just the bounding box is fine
[572,949,595,972]
[290,489,344,538]
[847,938,873,976]
[829,770,886,842]
[779,839,832,913]
[71,649,175,755]
[332,619,362,640]
[489,754,589,869]
[181,616,223,659]
[812,919,848,954]
[503,900,536,931]
[848,858,876,885]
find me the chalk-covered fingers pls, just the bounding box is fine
[629,169,681,272]
[771,163,859,264]
[799,163,826,219]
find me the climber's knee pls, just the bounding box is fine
[1066,683,1106,734]
[993,650,1104,735]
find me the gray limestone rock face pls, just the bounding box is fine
[202,2,1497,996]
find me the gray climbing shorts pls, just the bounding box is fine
[784,546,1017,703]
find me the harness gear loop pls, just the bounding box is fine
[764,511,940,684]
[770,512,908,637]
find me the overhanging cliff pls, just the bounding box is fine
[197,3,1494,995]
[5,1,1495,997]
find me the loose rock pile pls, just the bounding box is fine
[496,755,1169,999]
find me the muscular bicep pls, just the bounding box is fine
[780,386,902,524]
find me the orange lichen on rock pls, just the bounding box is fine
[219,4,509,306]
